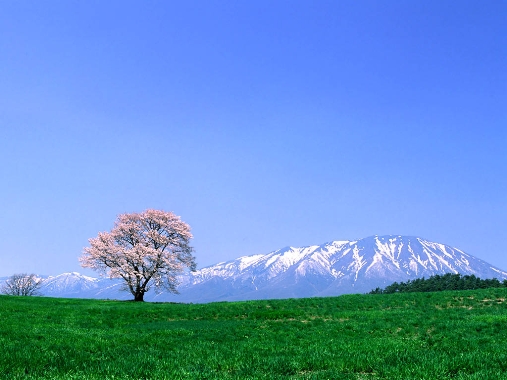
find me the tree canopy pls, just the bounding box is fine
[80,209,196,301]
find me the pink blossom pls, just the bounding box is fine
[80,209,196,301]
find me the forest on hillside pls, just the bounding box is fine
[369,273,507,294]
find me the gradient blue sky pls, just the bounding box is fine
[1,1,506,277]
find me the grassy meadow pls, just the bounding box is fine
[1,289,507,379]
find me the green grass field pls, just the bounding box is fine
[1,288,507,379]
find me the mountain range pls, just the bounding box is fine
[2,235,506,303]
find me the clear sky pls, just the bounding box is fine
[0,1,505,277]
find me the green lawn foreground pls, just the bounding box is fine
[1,289,507,380]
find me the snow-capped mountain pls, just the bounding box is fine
[3,236,505,303]
[40,272,120,298]
[155,235,507,303]
[38,272,130,300]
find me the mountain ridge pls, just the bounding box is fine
[171,235,507,302]
[2,235,505,303]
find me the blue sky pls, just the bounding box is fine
[1,1,505,277]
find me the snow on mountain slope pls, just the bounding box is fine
[40,272,102,297]
[4,235,505,303]
[155,235,507,303]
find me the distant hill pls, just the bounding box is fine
[2,235,505,303]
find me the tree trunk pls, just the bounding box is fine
[134,292,144,302]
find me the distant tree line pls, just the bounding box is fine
[369,273,507,294]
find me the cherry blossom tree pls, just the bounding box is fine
[1,273,43,296]
[80,209,196,301]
